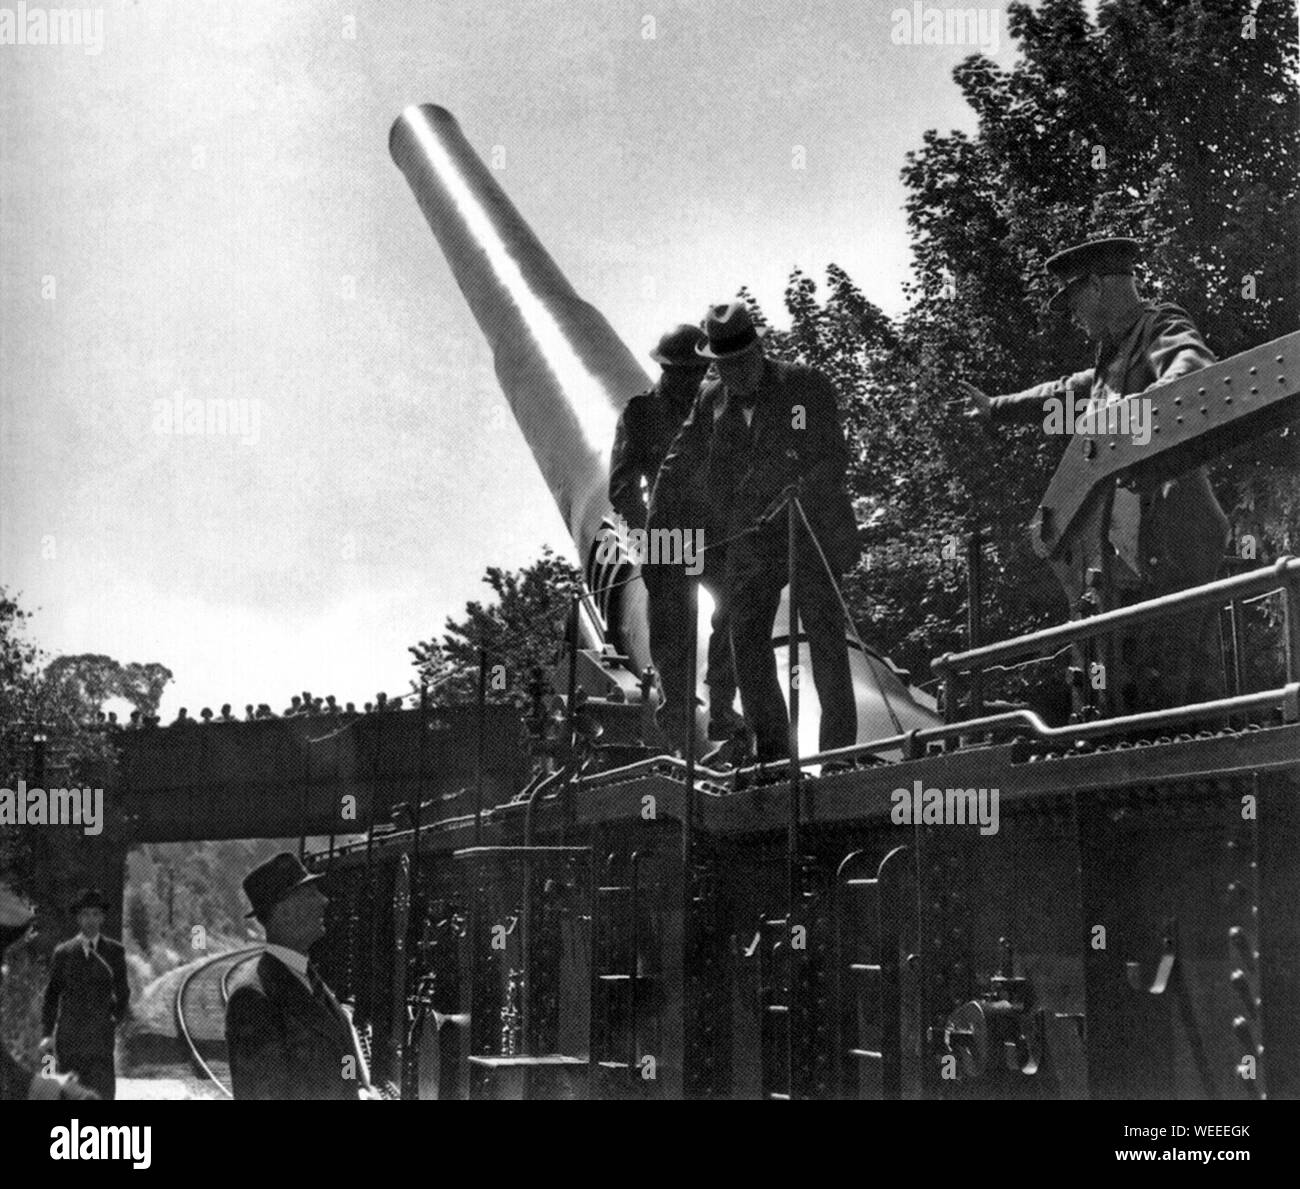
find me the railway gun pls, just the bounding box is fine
[301,108,1300,1101]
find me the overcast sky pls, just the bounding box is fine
[1,0,1022,718]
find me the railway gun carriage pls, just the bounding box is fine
[304,107,1300,1102]
[311,552,1300,1101]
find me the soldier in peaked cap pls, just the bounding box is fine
[39,888,129,1099]
[226,853,378,1099]
[962,237,1229,714]
[609,323,740,752]
[651,302,861,765]
[2,884,98,1100]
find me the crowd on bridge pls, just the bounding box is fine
[89,688,416,731]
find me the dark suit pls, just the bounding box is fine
[41,935,129,1100]
[652,358,860,761]
[225,951,369,1100]
[612,385,738,745]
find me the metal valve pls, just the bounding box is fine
[941,939,1042,1080]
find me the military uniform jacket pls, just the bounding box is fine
[608,385,695,529]
[989,302,1228,593]
[225,952,368,1100]
[650,357,861,572]
[41,936,129,1061]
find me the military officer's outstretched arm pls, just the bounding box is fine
[961,306,1213,428]
[960,372,1096,427]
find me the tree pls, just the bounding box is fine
[0,591,176,1055]
[407,2,1297,712]
[409,547,584,706]
[43,655,173,720]
[1,589,174,891]
[814,0,1298,696]
[897,0,1299,584]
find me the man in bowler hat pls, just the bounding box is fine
[962,238,1229,712]
[226,853,377,1099]
[2,884,98,1100]
[610,322,739,751]
[651,302,861,765]
[39,888,130,1100]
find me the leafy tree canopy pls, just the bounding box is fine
[409,546,583,706]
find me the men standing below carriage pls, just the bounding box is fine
[609,323,739,753]
[39,888,130,1100]
[651,302,860,766]
[226,853,377,1100]
[961,238,1229,714]
[2,884,98,1101]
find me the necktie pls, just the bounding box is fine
[309,963,371,1090]
[308,964,349,1030]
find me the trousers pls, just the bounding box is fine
[726,533,856,763]
[644,555,739,750]
[59,1052,115,1100]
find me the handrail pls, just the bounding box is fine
[593,684,1297,780]
[524,763,579,845]
[933,556,1299,679]
[797,683,1299,768]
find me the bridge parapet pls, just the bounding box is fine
[116,705,531,842]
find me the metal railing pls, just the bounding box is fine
[933,556,1300,724]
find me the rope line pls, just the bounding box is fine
[791,494,905,735]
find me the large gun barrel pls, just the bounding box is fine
[390,104,941,748]
[390,104,649,662]
[390,106,644,562]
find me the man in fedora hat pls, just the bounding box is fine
[651,301,861,765]
[39,887,129,1099]
[226,852,377,1099]
[962,237,1229,713]
[2,883,98,1100]
[609,322,739,751]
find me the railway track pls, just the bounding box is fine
[174,947,263,1099]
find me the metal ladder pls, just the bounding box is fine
[457,844,592,1099]
[758,904,796,1100]
[590,849,649,1097]
[833,845,910,1099]
[757,857,819,1101]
